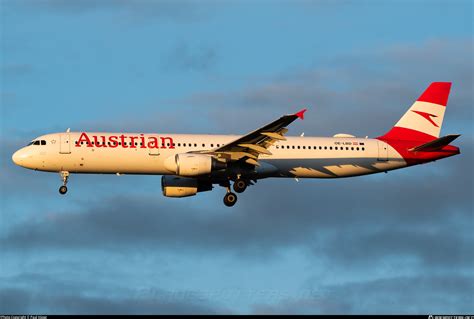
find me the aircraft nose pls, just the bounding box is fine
[12,150,21,165]
[12,149,26,166]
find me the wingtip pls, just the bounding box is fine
[295,108,307,120]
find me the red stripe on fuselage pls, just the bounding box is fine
[378,127,436,142]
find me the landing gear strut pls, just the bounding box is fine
[222,182,238,207]
[59,171,69,195]
[233,178,247,193]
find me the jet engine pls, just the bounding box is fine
[164,154,226,177]
[161,175,212,198]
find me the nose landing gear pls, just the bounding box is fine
[59,185,68,194]
[59,171,69,195]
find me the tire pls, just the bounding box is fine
[233,179,247,193]
[59,185,68,195]
[223,192,237,207]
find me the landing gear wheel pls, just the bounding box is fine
[59,171,70,195]
[233,179,247,193]
[59,185,68,195]
[223,192,238,207]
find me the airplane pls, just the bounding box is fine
[12,82,460,207]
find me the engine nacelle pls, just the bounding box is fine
[161,175,212,198]
[164,153,226,177]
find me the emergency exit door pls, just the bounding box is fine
[59,133,71,154]
[377,141,388,161]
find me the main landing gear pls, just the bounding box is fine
[233,178,247,193]
[223,178,249,207]
[223,191,238,207]
[59,171,69,195]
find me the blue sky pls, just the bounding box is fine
[1,0,473,314]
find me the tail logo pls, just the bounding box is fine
[411,110,439,127]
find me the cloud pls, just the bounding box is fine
[0,63,34,77]
[163,43,218,72]
[2,140,472,265]
[0,273,223,314]
[176,38,473,137]
[252,274,474,314]
[10,0,206,21]
[1,35,472,314]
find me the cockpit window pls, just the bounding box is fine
[29,140,46,146]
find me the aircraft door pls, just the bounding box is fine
[59,133,71,154]
[377,141,388,161]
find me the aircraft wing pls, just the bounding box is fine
[197,109,306,166]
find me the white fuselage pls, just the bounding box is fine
[13,132,407,179]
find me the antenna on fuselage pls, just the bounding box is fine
[66,128,71,133]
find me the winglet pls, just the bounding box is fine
[295,108,307,120]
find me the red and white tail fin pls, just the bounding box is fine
[380,82,451,141]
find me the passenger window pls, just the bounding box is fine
[330,147,333,150]
[335,147,338,150]
[297,146,300,149]
[194,143,197,147]
[202,144,205,147]
[302,146,305,149]
[356,147,359,151]
[351,147,354,150]
[211,144,214,147]
[324,146,327,150]
[346,147,349,150]
[319,146,322,150]
[362,147,365,151]
[292,146,295,149]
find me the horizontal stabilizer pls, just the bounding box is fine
[409,134,461,152]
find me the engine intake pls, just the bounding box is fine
[161,175,212,198]
[164,154,226,177]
